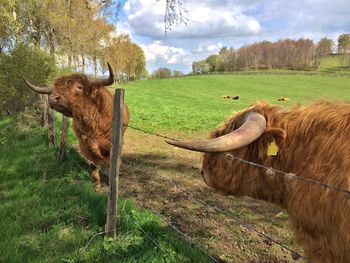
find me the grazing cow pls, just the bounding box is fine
[167,101,350,262]
[23,63,129,189]
[277,97,289,101]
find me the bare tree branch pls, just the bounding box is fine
[158,0,188,35]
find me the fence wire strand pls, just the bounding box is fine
[119,201,219,262]
[124,214,172,257]
[146,206,221,263]
[156,171,306,261]
[126,124,350,198]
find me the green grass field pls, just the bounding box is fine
[1,74,350,262]
[123,74,350,132]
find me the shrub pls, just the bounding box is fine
[0,44,57,117]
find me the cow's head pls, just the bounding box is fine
[23,63,114,118]
[167,102,286,196]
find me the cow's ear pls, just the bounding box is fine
[254,127,286,160]
[90,86,99,98]
[262,127,286,147]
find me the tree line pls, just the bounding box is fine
[0,0,146,79]
[192,34,350,74]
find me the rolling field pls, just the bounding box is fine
[123,74,350,133]
[1,74,350,262]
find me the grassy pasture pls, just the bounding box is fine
[0,119,210,263]
[123,74,350,133]
[1,74,350,262]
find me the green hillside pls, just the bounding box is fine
[123,74,350,132]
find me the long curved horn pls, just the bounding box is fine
[22,77,52,94]
[89,62,114,87]
[166,112,266,153]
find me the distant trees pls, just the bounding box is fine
[338,34,350,70]
[153,67,172,79]
[314,38,334,70]
[192,61,210,74]
[338,34,350,53]
[173,70,184,77]
[151,67,184,79]
[0,0,146,80]
[192,36,349,74]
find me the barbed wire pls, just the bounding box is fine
[155,172,306,261]
[120,200,219,262]
[71,156,220,262]
[122,212,172,258]
[223,153,350,197]
[124,124,350,261]
[126,124,181,142]
[126,124,350,198]
[146,205,222,263]
[66,124,332,261]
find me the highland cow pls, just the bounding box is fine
[167,101,350,262]
[23,63,129,189]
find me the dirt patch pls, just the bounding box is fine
[118,129,304,262]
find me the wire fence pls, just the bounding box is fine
[186,70,350,78]
[72,122,350,262]
[123,124,309,261]
[126,124,350,198]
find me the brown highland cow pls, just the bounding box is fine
[167,101,350,262]
[23,63,129,189]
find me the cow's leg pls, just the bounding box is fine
[81,135,104,159]
[76,138,103,189]
[90,163,101,189]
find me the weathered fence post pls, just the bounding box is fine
[56,115,69,161]
[41,94,49,127]
[41,94,56,147]
[105,89,124,238]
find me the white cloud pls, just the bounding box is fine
[193,42,223,54]
[123,0,261,40]
[141,41,193,72]
[117,0,350,73]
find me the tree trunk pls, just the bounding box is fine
[93,55,98,78]
[56,115,69,161]
[82,54,85,74]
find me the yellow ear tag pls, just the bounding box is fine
[267,140,279,156]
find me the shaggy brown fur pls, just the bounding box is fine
[202,101,350,262]
[49,74,129,188]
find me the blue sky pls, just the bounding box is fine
[115,0,350,73]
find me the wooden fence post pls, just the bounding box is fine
[105,89,124,238]
[41,94,55,147]
[56,115,69,161]
[47,104,56,147]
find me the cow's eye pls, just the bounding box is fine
[76,85,82,90]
